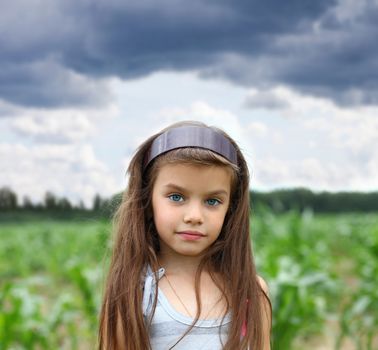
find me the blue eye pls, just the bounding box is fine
[168,194,184,202]
[206,198,221,206]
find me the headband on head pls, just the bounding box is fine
[143,125,238,170]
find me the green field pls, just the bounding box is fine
[1,209,377,349]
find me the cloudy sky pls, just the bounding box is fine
[1,0,378,207]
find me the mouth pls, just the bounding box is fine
[176,231,206,240]
[177,231,205,237]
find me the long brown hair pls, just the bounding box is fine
[98,120,271,349]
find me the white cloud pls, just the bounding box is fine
[253,156,366,191]
[245,86,378,157]
[2,70,377,207]
[243,86,378,191]
[11,114,94,143]
[309,140,317,149]
[0,97,122,206]
[0,142,121,207]
[156,100,236,125]
[329,111,378,155]
[247,121,268,137]
[8,104,119,143]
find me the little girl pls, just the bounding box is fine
[98,121,272,349]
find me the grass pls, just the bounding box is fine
[0,209,377,349]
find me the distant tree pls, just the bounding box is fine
[57,197,72,210]
[44,191,57,209]
[0,186,18,210]
[78,200,85,210]
[251,189,378,213]
[93,194,102,211]
[104,192,123,217]
[22,195,34,209]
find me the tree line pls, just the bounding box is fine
[1,186,378,214]
[250,188,378,213]
[0,186,121,217]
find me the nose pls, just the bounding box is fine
[183,200,204,224]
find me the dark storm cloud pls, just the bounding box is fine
[0,59,111,108]
[270,2,378,106]
[1,0,377,108]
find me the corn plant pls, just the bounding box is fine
[252,207,339,349]
[1,211,377,349]
[335,214,378,350]
[0,219,110,349]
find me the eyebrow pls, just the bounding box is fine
[163,183,229,197]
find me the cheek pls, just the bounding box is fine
[152,201,174,228]
[153,208,165,226]
[215,209,228,229]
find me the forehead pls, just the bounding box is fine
[153,163,232,193]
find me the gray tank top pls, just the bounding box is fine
[142,266,231,349]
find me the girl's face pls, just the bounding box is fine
[151,163,232,260]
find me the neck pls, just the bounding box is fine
[157,253,206,278]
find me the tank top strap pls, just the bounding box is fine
[142,265,165,316]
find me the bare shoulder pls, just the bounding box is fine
[257,275,269,296]
[257,275,272,350]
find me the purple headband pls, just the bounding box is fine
[143,126,238,170]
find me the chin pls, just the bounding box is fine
[178,249,207,257]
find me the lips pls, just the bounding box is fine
[176,231,206,241]
[177,231,205,236]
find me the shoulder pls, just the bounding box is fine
[256,275,272,349]
[257,275,269,296]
